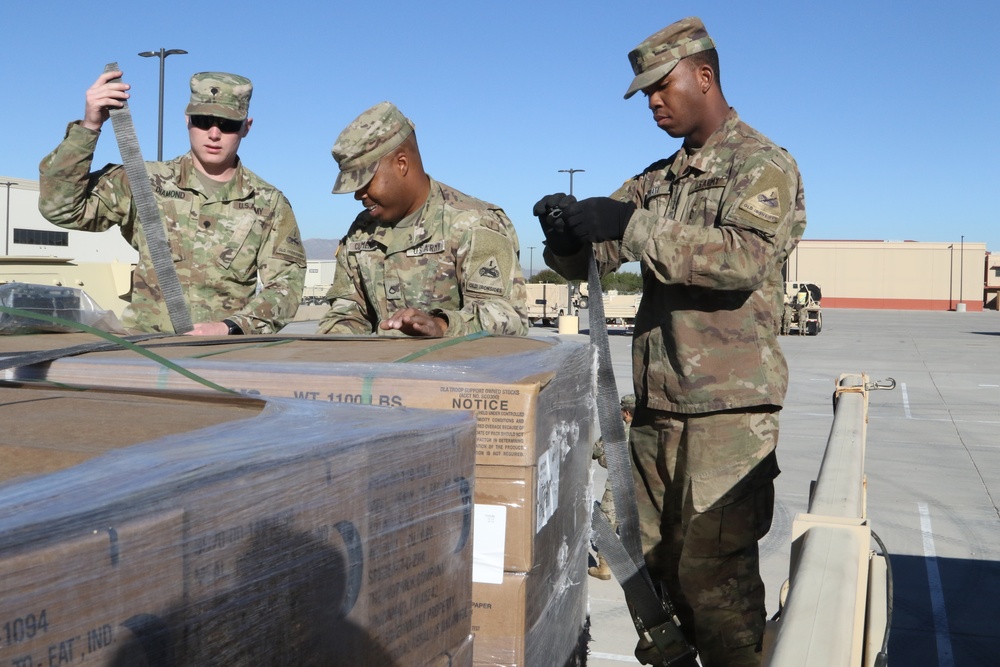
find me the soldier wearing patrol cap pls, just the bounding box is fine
[534,16,807,667]
[39,69,306,335]
[317,101,528,337]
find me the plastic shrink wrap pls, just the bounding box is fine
[2,333,596,666]
[0,384,475,666]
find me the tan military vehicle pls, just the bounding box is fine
[0,256,133,317]
[782,281,823,335]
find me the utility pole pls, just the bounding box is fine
[528,246,535,281]
[558,168,585,196]
[138,48,188,160]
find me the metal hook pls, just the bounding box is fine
[866,378,897,391]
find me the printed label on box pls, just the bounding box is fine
[472,504,506,584]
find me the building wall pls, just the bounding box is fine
[787,240,988,312]
[1,176,138,263]
[5,176,996,312]
[986,253,1000,310]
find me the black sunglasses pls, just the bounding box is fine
[190,115,244,133]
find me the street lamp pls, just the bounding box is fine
[948,244,954,311]
[2,181,16,256]
[959,235,965,306]
[558,168,585,197]
[138,48,188,161]
[528,246,535,281]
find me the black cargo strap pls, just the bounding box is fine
[0,330,165,371]
[104,62,193,334]
[587,252,696,666]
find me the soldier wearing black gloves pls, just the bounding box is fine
[533,195,635,247]
[533,16,806,667]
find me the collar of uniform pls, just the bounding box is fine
[176,153,255,202]
[386,176,444,255]
[684,108,741,175]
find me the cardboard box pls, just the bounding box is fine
[178,418,475,665]
[0,384,264,485]
[0,384,477,666]
[6,334,596,576]
[4,334,594,467]
[471,539,588,667]
[427,632,474,667]
[3,335,597,662]
[473,425,591,574]
[0,509,184,667]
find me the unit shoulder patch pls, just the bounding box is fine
[731,164,791,234]
[465,228,513,297]
[274,232,307,266]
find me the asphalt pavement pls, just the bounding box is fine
[560,307,1000,667]
[287,308,1000,665]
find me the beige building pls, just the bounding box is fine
[787,239,993,312]
[1,175,137,262]
[4,176,997,312]
[986,253,1000,310]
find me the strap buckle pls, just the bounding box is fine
[631,607,697,666]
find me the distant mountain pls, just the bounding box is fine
[304,238,338,260]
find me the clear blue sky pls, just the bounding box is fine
[4,1,999,268]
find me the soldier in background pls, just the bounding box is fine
[39,69,306,335]
[317,102,528,337]
[589,393,636,580]
[534,17,806,667]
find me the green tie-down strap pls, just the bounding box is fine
[353,330,494,404]
[0,305,235,395]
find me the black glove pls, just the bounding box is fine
[563,197,637,243]
[533,193,581,256]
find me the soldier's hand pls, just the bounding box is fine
[186,321,230,336]
[82,70,130,132]
[532,193,581,256]
[563,197,637,243]
[380,308,448,337]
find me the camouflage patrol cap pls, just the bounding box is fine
[624,17,715,99]
[620,394,636,410]
[185,72,253,121]
[331,102,415,194]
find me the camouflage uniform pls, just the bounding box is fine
[318,101,527,337]
[546,95,805,667]
[317,177,528,337]
[593,394,636,528]
[37,72,306,334]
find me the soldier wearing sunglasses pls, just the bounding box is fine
[38,70,306,335]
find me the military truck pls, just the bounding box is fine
[0,256,133,317]
[782,282,823,335]
[573,283,640,334]
[525,282,571,326]
[601,290,641,334]
[301,259,336,305]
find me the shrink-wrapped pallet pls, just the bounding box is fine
[3,333,596,665]
[0,384,475,666]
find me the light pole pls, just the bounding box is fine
[528,246,535,281]
[948,244,954,311]
[2,181,16,256]
[558,168,585,196]
[959,235,965,306]
[138,48,188,161]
